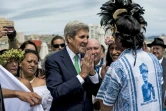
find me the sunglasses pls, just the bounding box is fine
[53,43,65,48]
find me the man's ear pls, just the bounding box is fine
[51,45,54,50]
[162,47,165,51]
[19,63,22,67]
[67,35,73,43]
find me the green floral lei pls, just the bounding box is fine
[0,49,24,66]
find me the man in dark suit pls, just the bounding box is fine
[147,38,166,109]
[45,20,101,111]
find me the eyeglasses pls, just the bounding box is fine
[53,43,65,48]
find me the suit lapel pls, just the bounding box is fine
[162,57,166,65]
[161,57,166,73]
[60,47,78,76]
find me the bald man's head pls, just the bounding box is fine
[86,39,102,65]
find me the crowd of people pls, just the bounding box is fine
[0,0,165,111]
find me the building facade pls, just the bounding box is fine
[0,18,14,50]
[88,24,106,49]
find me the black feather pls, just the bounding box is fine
[98,0,147,32]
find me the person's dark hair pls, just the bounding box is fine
[106,45,113,66]
[114,15,145,65]
[64,20,89,43]
[20,40,38,53]
[115,15,144,50]
[51,35,65,46]
[0,49,8,55]
[17,49,40,77]
[101,44,105,53]
[98,0,147,66]
[23,49,40,61]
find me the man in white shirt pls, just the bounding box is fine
[45,20,101,111]
[96,0,163,110]
[147,37,166,109]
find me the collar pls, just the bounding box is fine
[96,58,103,67]
[66,46,81,60]
[159,57,163,64]
[118,48,143,59]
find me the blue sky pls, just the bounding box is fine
[0,0,166,36]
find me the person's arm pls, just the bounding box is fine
[88,69,99,84]
[96,63,122,110]
[2,88,42,106]
[45,56,83,101]
[45,50,95,99]
[7,30,19,49]
[8,37,19,49]
[100,64,109,80]
[79,51,101,96]
[100,100,113,111]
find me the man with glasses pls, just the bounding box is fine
[44,35,65,63]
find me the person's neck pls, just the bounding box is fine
[67,44,78,54]
[158,57,163,60]
[21,73,35,81]
[95,59,101,66]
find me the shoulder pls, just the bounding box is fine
[146,52,157,60]
[163,57,166,62]
[148,82,153,87]
[108,60,126,81]
[18,78,33,91]
[110,59,124,70]
[33,78,46,86]
[47,48,66,61]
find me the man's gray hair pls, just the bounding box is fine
[64,20,89,42]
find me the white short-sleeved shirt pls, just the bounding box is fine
[96,49,163,111]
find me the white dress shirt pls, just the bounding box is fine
[66,46,99,84]
[159,57,163,64]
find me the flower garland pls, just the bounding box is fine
[0,49,24,66]
[105,36,115,45]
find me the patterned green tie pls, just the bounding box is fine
[74,55,80,74]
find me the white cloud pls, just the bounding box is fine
[135,0,166,36]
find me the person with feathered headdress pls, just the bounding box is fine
[96,0,163,111]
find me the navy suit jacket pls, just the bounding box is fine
[161,57,166,106]
[45,47,101,111]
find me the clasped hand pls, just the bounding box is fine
[80,50,95,79]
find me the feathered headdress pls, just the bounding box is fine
[98,0,147,34]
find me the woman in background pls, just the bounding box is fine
[101,36,122,79]
[19,49,52,111]
[0,48,33,91]
[20,40,45,79]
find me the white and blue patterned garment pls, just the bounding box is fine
[96,49,163,111]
